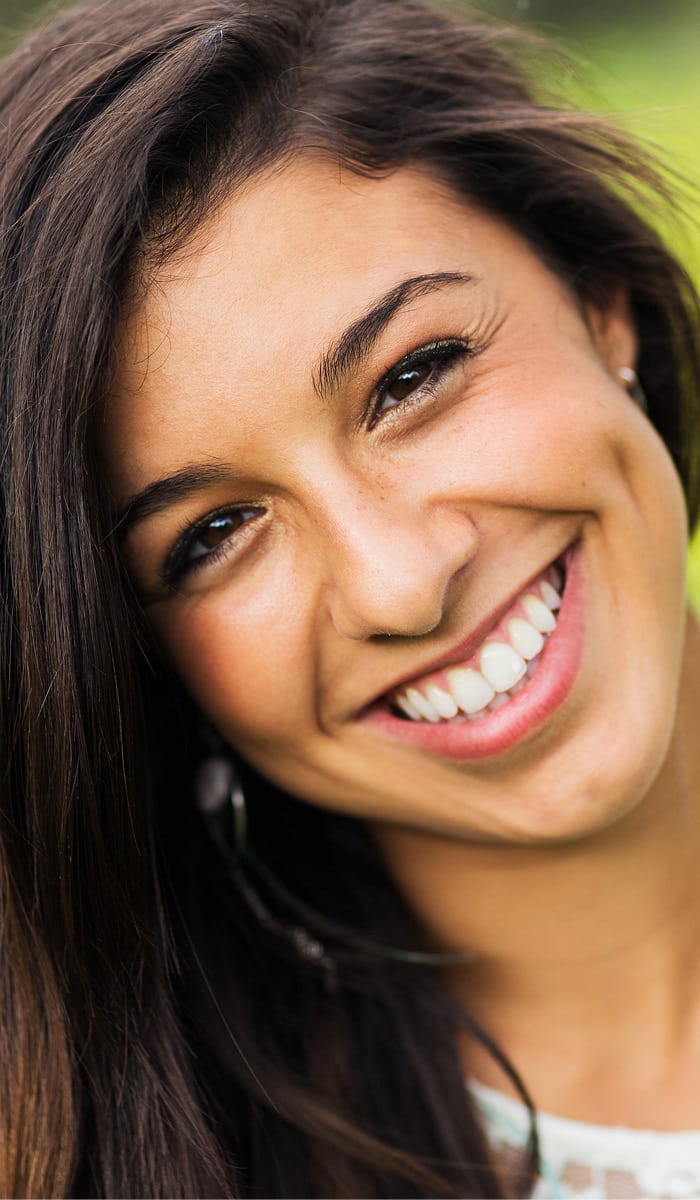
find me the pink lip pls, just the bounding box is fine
[359,541,584,760]
[364,548,570,707]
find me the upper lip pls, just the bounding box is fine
[363,544,571,711]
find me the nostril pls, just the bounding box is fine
[324,515,477,642]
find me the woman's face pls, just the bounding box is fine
[108,157,688,844]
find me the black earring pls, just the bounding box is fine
[194,754,476,987]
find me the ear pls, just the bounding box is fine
[584,286,639,378]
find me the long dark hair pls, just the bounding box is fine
[0,0,698,1195]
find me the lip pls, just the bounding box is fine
[359,541,583,760]
[363,543,573,708]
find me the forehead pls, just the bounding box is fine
[108,157,569,497]
[125,157,503,341]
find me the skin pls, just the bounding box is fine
[107,157,700,1126]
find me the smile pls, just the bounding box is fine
[392,565,563,724]
[362,542,584,760]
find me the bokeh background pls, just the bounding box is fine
[1,0,699,593]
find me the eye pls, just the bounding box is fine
[370,339,473,428]
[163,505,262,587]
[376,362,433,412]
[188,511,251,559]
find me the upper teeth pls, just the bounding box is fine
[393,565,563,723]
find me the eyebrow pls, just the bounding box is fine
[313,271,476,398]
[115,463,231,540]
[116,270,477,539]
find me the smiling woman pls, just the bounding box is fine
[1,1,700,1198]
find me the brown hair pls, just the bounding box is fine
[0,0,698,1195]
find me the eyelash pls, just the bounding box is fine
[367,337,474,429]
[162,335,476,589]
[162,505,263,589]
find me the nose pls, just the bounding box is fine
[319,478,478,641]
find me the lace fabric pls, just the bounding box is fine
[470,1080,700,1199]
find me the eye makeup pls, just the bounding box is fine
[367,337,476,429]
[145,320,492,595]
[160,504,265,590]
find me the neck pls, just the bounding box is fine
[370,610,700,1124]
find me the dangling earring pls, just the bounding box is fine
[194,755,476,981]
[195,755,337,984]
[195,746,248,849]
[618,365,648,413]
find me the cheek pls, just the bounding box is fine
[420,379,622,514]
[439,348,682,534]
[152,566,319,751]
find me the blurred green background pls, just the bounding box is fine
[1,0,699,596]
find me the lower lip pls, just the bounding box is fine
[361,542,585,761]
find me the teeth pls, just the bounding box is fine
[426,684,458,719]
[447,667,495,715]
[395,694,423,721]
[507,617,545,661]
[405,687,440,723]
[392,561,564,722]
[522,593,557,633]
[540,580,561,610]
[479,642,527,693]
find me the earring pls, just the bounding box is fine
[618,366,648,413]
[194,755,476,980]
[195,753,235,813]
[195,754,336,981]
[195,753,248,852]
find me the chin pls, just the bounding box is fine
[468,709,678,847]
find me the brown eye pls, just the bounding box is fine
[370,340,472,428]
[198,513,240,551]
[183,508,261,567]
[376,362,433,415]
[163,505,265,588]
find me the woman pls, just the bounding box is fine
[1,0,699,1195]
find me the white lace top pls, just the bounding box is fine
[470,1081,700,1199]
